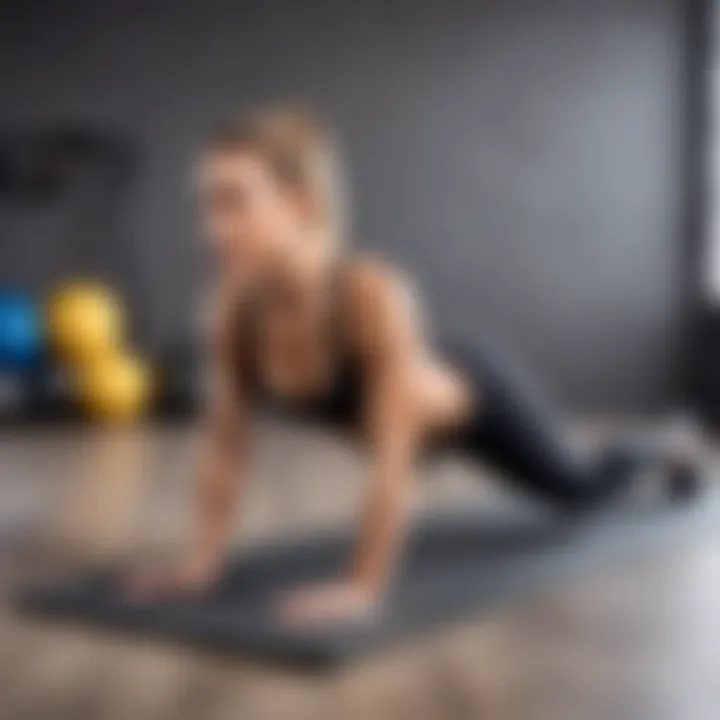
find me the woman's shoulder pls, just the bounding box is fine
[341,252,423,349]
[342,252,417,310]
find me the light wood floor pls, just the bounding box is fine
[0,422,719,720]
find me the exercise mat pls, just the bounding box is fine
[16,498,718,668]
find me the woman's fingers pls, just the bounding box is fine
[121,561,217,603]
[276,581,378,627]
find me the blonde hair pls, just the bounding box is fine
[206,107,348,245]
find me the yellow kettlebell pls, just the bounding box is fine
[80,353,152,423]
[48,281,124,367]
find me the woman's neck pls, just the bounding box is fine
[267,236,338,301]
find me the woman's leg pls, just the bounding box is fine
[443,338,661,510]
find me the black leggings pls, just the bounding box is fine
[443,338,651,510]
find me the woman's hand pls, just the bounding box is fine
[122,555,221,603]
[276,581,380,627]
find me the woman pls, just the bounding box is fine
[126,108,696,625]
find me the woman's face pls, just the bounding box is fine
[198,150,304,278]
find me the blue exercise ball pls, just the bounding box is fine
[0,292,42,370]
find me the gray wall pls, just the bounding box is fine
[0,0,687,411]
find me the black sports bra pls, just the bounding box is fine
[235,262,366,428]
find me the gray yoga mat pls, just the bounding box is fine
[17,497,718,668]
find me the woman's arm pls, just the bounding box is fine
[279,261,425,623]
[347,356,420,594]
[350,265,423,594]
[125,293,251,600]
[184,306,251,579]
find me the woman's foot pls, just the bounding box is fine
[630,415,704,506]
[665,459,703,503]
[660,414,705,503]
[599,416,705,508]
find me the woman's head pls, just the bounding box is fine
[198,107,347,278]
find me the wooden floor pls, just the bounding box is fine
[1,422,719,720]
